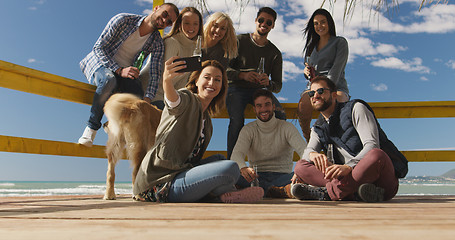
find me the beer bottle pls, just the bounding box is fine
[134,51,146,70]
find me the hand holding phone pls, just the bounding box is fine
[173,56,202,73]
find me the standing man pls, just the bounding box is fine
[226,7,285,159]
[78,3,179,147]
[291,76,408,202]
[231,89,306,197]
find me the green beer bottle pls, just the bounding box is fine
[134,51,146,70]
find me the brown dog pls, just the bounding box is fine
[102,93,162,200]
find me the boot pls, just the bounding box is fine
[291,183,331,201]
[78,126,97,147]
[266,184,294,199]
[357,183,385,203]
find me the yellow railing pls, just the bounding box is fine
[1,60,455,162]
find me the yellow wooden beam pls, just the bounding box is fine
[0,60,95,105]
[401,150,455,162]
[1,135,454,163]
[0,135,106,159]
[2,60,454,118]
[214,101,455,119]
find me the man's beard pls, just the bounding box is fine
[257,111,273,122]
[313,95,333,112]
[257,28,269,36]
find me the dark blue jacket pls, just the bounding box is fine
[313,99,408,178]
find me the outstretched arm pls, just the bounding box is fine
[162,56,185,103]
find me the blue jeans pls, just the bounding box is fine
[236,171,294,193]
[87,67,144,130]
[226,86,286,158]
[167,154,240,203]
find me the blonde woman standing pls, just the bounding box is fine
[202,12,238,69]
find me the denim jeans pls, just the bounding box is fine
[167,154,240,203]
[87,67,144,130]
[236,171,294,193]
[226,86,286,158]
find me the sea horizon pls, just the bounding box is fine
[1,176,454,198]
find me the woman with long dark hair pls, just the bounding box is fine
[297,8,350,141]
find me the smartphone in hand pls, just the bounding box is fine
[173,56,202,73]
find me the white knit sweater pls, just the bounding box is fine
[231,115,307,173]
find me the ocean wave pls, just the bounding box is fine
[397,193,455,196]
[400,183,455,186]
[0,186,132,197]
[0,183,15,187]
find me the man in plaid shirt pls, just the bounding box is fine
[78,3,178,147]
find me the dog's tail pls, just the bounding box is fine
[104,93,142,137]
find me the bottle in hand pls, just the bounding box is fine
[134,51,146,70]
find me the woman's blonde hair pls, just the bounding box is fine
[203,12,238,59]
[186,60,228,116]
[165,7,204,42]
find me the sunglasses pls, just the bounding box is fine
[307,88,331,98]
[258,18,273,27]
[161,11,173,26]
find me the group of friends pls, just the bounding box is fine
[77,3,408,203]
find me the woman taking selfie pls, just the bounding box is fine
[133,59,264,203]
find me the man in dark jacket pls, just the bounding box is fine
[292,76,408,202]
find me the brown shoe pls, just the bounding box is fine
[266,184,294,198]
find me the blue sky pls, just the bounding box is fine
[0,0,454,181]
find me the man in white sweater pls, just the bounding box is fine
[231,89,307,197]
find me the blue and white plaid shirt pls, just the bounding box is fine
[80,13,164,99]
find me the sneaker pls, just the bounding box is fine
[78,126,97,147]
[220,187,264,203]
[291,183,330,201]
[357,183,384,203]
[266,184,294,198]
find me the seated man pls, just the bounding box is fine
[292,76,408,202]
[231,89,306,197]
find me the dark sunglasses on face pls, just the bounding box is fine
[307,88,331,98]
[258,18,273,27]
[162,11,173,26]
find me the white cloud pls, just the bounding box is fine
[28,7,37,11]
[420,76,429,81]
[276,96,288,102]
[137,0,453,75]
[371,83,388,91]
[371,57,430,74]
[282,60,305,82]
[446,60,455,69]
[27,59,36,63]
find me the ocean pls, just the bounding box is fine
[0,177,453,197]
[0,181,132,197]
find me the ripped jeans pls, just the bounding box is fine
[87,67,143,130]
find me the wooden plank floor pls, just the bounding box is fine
[1,195,455,239]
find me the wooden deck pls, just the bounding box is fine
[1,195,454,239]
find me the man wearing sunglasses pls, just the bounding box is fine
[291,76,408,202]
[226,7,285,159]
[78,3,179,147]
